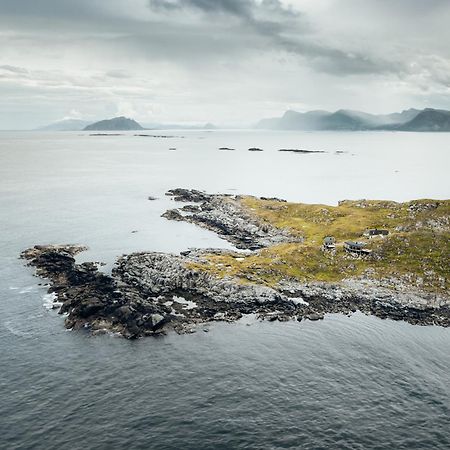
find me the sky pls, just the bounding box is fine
[0,0,449,129]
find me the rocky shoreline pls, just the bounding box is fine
[162,188,299,250]
[21,245,299,338]
[21,189,450,338]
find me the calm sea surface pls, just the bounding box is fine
[1,130,449,449]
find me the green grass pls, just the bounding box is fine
[188,197,450,293]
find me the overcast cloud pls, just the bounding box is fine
[0,0,449,129]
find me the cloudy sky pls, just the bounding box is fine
[0,0,449,129]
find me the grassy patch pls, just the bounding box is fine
[190,197,450,293]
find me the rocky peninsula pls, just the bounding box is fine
[22,189,450,338]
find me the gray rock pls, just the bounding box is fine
[149,313,166,330]
[163,189,301,250]
[306,313,324,321]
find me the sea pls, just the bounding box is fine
[1,130,449,449]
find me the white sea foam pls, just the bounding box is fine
[19,286,35,294]
[43,293,62,310]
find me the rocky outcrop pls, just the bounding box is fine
[115,251,284,305]
[163,188,300,250]
[20,190,450,339]
[21,242,450,339]
[21,245,169,339]
[278,279,450,327]
[21,245,306,338]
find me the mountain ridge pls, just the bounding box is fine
[256,108,450,131]
[84,116,144,131]
[37,108,450,132]
[38,117,217,131]
[396,108,450,131]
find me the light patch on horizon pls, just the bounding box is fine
[0,0,449,129]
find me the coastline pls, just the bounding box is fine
[21,189,450,338]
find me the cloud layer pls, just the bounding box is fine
[0,0,449,128]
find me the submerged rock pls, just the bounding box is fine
[278,149,326,154]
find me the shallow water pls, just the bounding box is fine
[1,130,449,449]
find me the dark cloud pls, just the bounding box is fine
[0,0,107,18]
[151,0,253,17]
[148,0,301,44]
[147,0,404,77]
[149,0,414,76]
[0,0,441,78]
[0,65,28,74]
[0,0,449,128]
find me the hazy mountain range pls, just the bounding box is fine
[39,117,217,131]
[38,119,93,131]
[38,108,450,132]
[256,108,450,131]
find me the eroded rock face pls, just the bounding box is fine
[163,188,300,250]
[115,252,284,305]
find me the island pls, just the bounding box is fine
[84,116,143,131]
[22,189,450,338]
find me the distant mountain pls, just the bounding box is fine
[38,119,93,131]
[254,108,450,131]
[324,109,420,128]
[84,116,143,131]
[395,108,450,131]
[256,109,379,130]
[321,110,373,130]
[378,108,421,125]
[40,117,216,132]
[257,110,329,130]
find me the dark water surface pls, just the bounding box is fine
[1,131,449,449]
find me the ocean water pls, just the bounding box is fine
[0,130,449,449]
